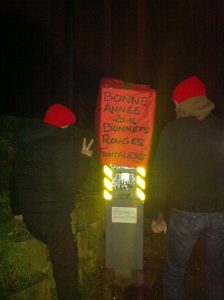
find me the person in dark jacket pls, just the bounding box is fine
[150,76,224,300]
[11,103,94,300]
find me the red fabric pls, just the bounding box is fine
[43,104,76,127]
[96,78,156,168]
[172,76,206,103]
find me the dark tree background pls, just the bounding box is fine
[1,0,224,130]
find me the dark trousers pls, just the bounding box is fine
[164,209,224,300]
[24,213,79,300]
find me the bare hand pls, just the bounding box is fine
[151,213,167,234]
[81,138,94,157]
[14,215,23,222]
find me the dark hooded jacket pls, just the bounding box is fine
[149,96,224,219]
[11,121,90,215]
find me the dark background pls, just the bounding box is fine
[1,0,224,131]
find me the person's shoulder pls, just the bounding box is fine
[159,118,196,142]
[209,113,224,125]
[206,114,224,136]
[18,120,47,142]
[19,119,42,131]
[161,119,181,134]
[164,117,199,131]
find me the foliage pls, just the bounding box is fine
[0,218,41,298]
[80,267,105,300]
[0,194,31,297]
[0,115,39,195]
[0,116,18,194]
[0,191,13,223]
[0,190,31,242]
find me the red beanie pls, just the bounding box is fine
[172,76,206,103]
[43,104,77,127]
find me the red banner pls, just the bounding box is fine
[96,78,156,168]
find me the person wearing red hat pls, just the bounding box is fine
[149,76,224,299]
[11,103,94,300]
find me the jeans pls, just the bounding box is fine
[163,209,224,300]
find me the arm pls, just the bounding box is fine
[73,138,94,191]
[51,138,93,198]
[149,126,174,233]
[151,212,167,234]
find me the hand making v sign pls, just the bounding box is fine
[81,138,94,157]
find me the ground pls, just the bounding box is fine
[97,218,203,300]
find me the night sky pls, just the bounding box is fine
[1,0,224,130]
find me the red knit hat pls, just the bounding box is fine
[172,76,206,103]
[43,104,77,127]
